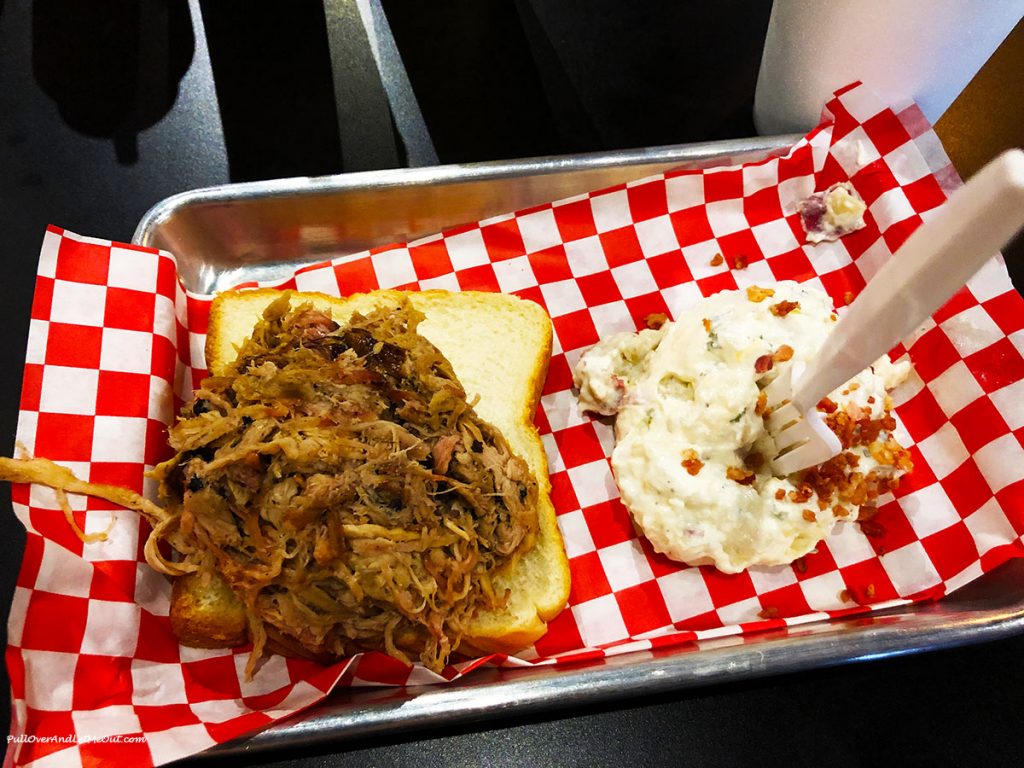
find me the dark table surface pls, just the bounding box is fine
[2,3,1023,766]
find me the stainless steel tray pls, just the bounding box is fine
[132,137,1024,758]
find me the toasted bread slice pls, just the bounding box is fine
[173,288,571,659]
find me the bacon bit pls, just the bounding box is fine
[702,317,712,333]
[858,518,886,538]
[840,589,853,603]
[847,382,860,392]
[831,313,839,321]
[754,355,774,373]
[770,300,800,317]
[746,285,775,303]
[755,391,768,416]
[726,466,756,485]
[681,449,704,476]
[758,606,780,620]
[817,397,838,414]
[867,395,876,404]
[865,583,877,600]
[733,254,748,270]
[774,488,786,501]
[802,509,817,522]
[645,312,669,330]
[744,452,764,469]
[710,253,724,266]
[844,290,855,305]
[773,344,794,363]
[788,484,813,504]
[793,557,808,574]
[833,505,850,518]
[817,499,829,511]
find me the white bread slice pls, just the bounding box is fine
[198,288,571,656]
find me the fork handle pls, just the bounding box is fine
[791,149,1024,413]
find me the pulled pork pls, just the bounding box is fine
[149,295,539,674]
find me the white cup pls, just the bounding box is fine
[754,0,1023,135]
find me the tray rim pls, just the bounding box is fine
[130,134,1024,757]
[132,134,804,249]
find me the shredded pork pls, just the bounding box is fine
[148,295,539,674]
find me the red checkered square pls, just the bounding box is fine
[616,580,672,636]
[881,213,923,252]
[581,500,635,550]
[757,583,811,618]
[983,291,1024,336]
[902,174,947,214]
[95,371,151,418]
[777,142,815,181]
[44,323,103,368]
[481,218,526,258]
[920,522,979,580]
[79,736,152,767]
[743,185,785,227]
[72,655,135,709]
[17,710,76,764]
[533,609,585,658]
[862,109,913,156]
[408,239,454,280]
[703,168,743,202]
[967,337,1024,393]
[31,276,54,320]
[598,226,645,267]
[817,262,867,306]
[695,270,739,298]
[89,560,138,602]
[542,353,574,396]
[20,363,42,411]
[627,180,669,222]
[767,247,816,282]
[908,325,960,381]
[700,567,755,607]
[33,413,94,459]
[568,552,612,604]
[455,263,500,292]
[716,228,763,270]
[22,592,88,652]
[624,292,671,330]
[182,656,244,702]
[552,198,598,243]
[104,287,157,333]
[528,246,574,283]
[55,236,110,285]
[669,207,715,247]
[134,611,181,664]
[576,270,623,306]
[646,250,692,291]
[862,502,921,557]
[838,558,898,604]
[939,458,994,517]
[553,424,606,469]
[551,309,599,353]
[548,470,580,514]
[949,397,1009,454]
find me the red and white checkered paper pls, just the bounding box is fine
[7,83,1024,767]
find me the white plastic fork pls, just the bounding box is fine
[766,149,1024,476]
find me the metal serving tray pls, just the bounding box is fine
[132,137,1024,758]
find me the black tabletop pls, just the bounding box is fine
[2,3,1023,767]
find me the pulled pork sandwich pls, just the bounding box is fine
[2,289,571,676]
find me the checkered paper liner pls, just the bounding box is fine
[7,83,1024,767]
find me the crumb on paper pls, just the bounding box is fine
[799,182,867,243]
